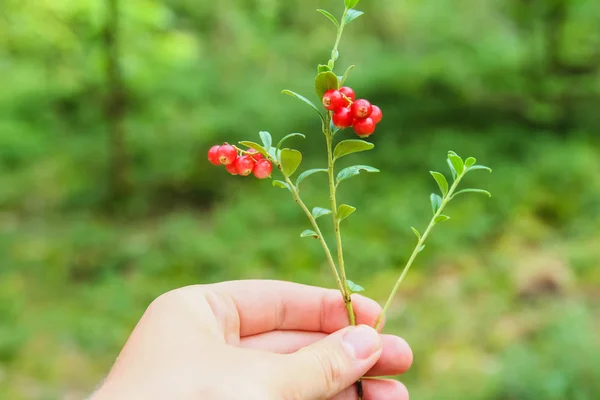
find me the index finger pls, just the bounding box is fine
[200,280,384,337]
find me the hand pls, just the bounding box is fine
[92,280,412,400]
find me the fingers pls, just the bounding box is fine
[202,280,384,336]
[240,330,413,376]
[271,325,383,399]
[332,379,409,400]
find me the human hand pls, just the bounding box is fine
[92,280,412,399]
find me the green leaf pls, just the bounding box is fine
[272,180,291,191]
[448,154,465,175]
[347,280,365,293]
[340,65,355,86]
[301,230,318,238]
[239,141,268,157]
[315,71,339,100]
[344,9,364,24]
[317,9,339,27]
[282,90,324,122]
[345,0,360,8]
[296,168,328,187]
[411,227,421,241]
[318,64,331,73]
[259,131,272,150]
[333,139,374,160]
[435,215,451,223]
[468,165,493,173]
[430,171,448,197]
[312,207,332,219]
[417,245,426,253]
[453,189,492,198]
[279,149,302,177]
[337,165,380,185]
[430,193,443,214]
[277,133,305,150]
[447,158,457,180]
[338,204,356,222]
[465,157,476,168]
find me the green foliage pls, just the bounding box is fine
[1,0,600,398]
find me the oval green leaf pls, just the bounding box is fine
[277,133,305,150]
[279,148,302,177]
[296,168,328,187]
[333,139,374,161]
[312,207,332,219]
[272,180,291,191]
[301,229,318,238]
[435,215,451,223]
[344,9,364,24]
[315,71,339,100]
[447,158,457,180]
[453,189,492,198]
[468,165,493,173]
[282,90,325,122]
[338,204,356,222]
[347,279,365,293]
[317,9,339,27]
[259,131,272,149]
[239,141,268,157]
[417,245,426,253]
[448,154,465,175]
[345,0,360,8]
[430,193,443,214]
[465,157,476,168]
[337,165,379,185]
[430,171,448,197]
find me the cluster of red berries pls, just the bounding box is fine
[322,87,382,137]
[208,143,273,179]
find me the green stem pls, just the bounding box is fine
[374,171,467,331]
[329,7,348,68]
[324,123,355,325]
[271,159,345,296]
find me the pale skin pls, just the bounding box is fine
[92,280,412,400]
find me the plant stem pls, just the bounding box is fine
[374,171,466,331]
[324,125,355,325]
[329,8,348,68]
[274,167,345,296]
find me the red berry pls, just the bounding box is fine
[353,118,376,137]
[208,145,221,166]
[247,148,264,162]
[217,143,238,165]
[226,161,239,175]
[370,105,383,124]
[350,99,373,120]
[332,107,354,128]
[253,159,273,179]
[339,86,356,105]
[322,89,344,111]
[235,155,256,176]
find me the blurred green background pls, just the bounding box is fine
[1,0,600,398]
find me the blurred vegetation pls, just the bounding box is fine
[1,0,600,398]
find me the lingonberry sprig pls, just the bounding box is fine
[206,1,491,396]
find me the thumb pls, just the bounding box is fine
[275,325,382,399]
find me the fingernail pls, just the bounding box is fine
[342,325,381,360]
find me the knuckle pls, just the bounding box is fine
[306,346,345,395]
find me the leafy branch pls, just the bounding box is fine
[374,151,491,330]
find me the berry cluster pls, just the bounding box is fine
[322,87,383,138]
[208,143,273,179]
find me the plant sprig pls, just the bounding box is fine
[375,151,492,330]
